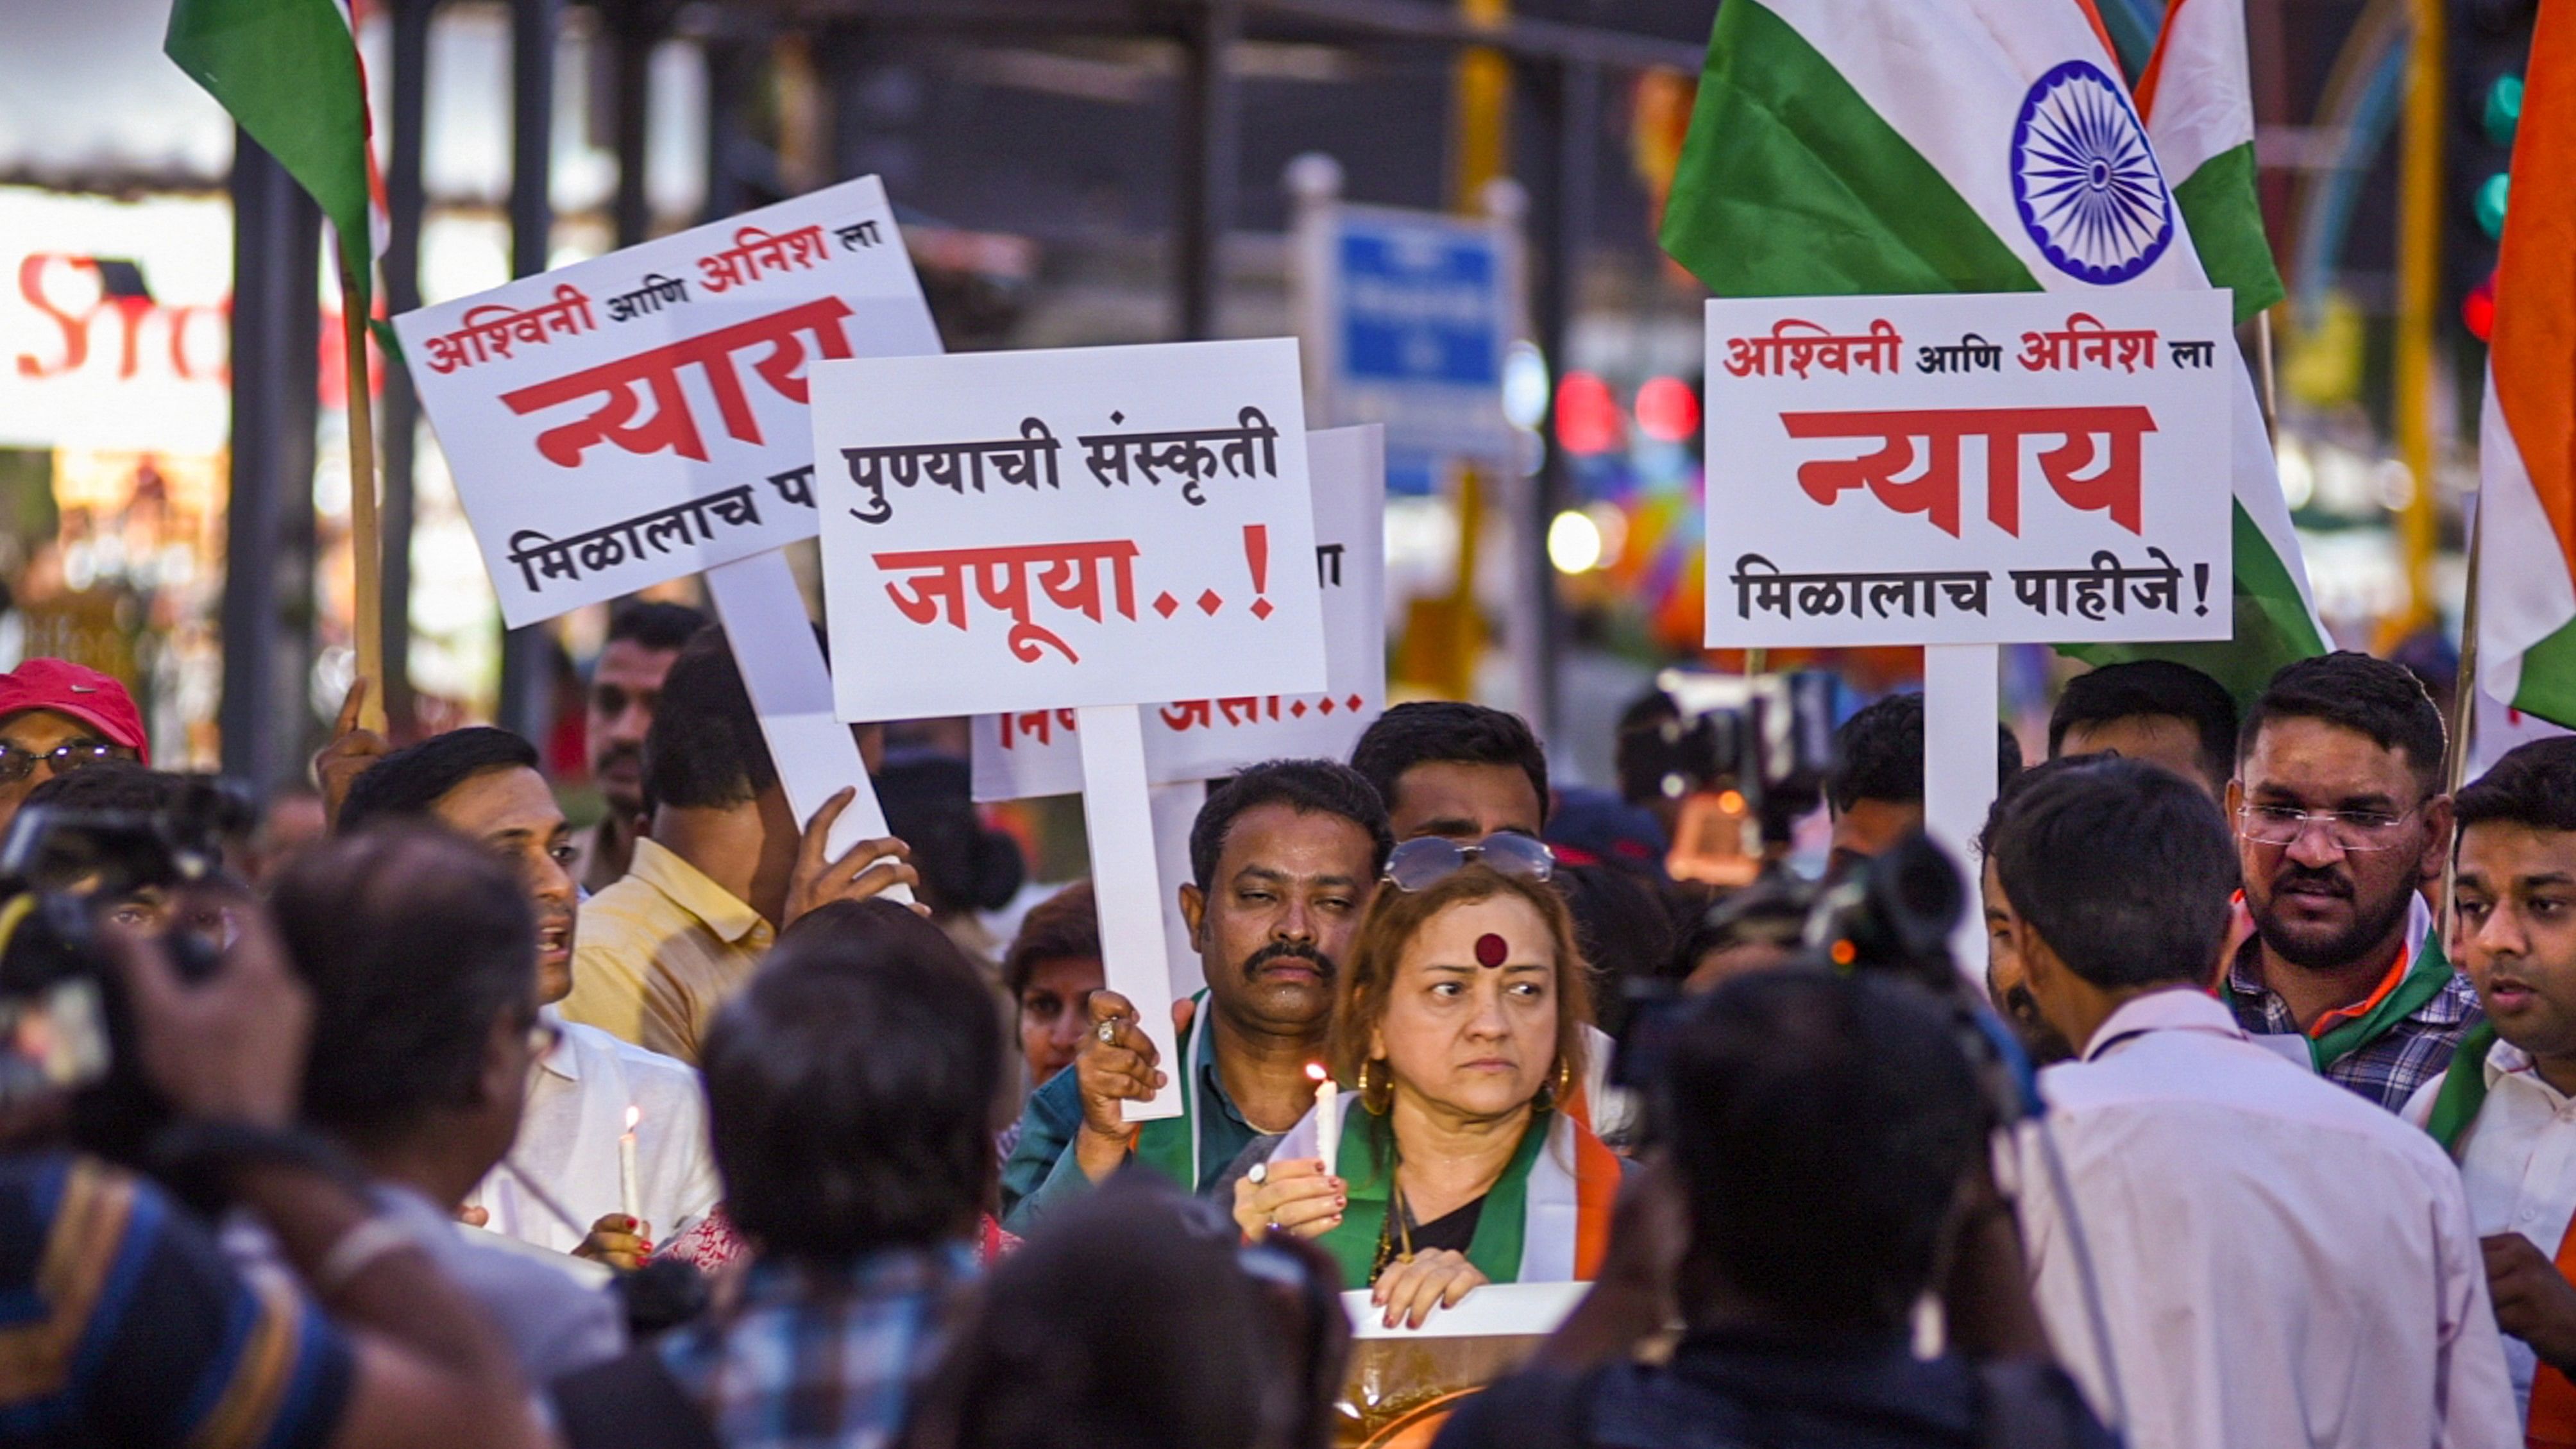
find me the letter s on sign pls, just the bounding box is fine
[16,254,97,380]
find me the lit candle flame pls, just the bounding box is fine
[1305,1062,1328,1083]
[623,1105,641,1133]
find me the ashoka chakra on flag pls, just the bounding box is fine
[2011,60,2175,285]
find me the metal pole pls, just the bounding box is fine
[219,133,322,795]
[1519,58,1593,743]
[381,0,432,735]
[1173,0,1240,339]
[2393,0,2445,641]
[495,0,560,742]
[611,0,655,248]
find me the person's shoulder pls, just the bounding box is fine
[575,1023,704,1091]
[1428,1364,1600,1449]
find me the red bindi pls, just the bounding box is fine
[1475,933,1509,968]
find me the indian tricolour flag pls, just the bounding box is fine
[1661,0,2325,697]
[2137,0,2284,325]
[166,0,388,307]
[2474,0,2576,728]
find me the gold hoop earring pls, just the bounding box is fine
[1548,1056,1573,1107]
[1359,1058,1391,1114]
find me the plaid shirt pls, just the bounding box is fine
[2221,935,2483,1115]
[657,1243,975,1449]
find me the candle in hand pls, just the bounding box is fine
[618,1105,642,1228]
[1306,1062,1337,1180]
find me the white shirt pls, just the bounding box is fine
[2009,988,2518,1449]
[468,1013,722,1253]
[2405,1039,2576,1422]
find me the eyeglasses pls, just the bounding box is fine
[2236,802,2423,852]
[0,740,121,787]
[1384,833,1555,892]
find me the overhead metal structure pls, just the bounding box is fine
[235,0,1700,759]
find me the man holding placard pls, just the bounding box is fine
[564,629,921,1065]
[999,762,1390,1228]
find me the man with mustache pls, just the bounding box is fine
[1000,759,1392,1230]
[2223,652,2479,1111]
[2409,738,2576,1443]
[339,728,719,1269]
[572,601,705,894]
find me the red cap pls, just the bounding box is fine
[0,659,149,763]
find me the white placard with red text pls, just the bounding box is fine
[809,337,1328,721]
[1702,291,2233,648]
[391,176,940,627]
[968,423,1385,801]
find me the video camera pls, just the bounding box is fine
[1624,669,1836,886]
[0,777,254,1138]
[1613,833,2036,1137]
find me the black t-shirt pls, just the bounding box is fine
[1432,1328,2115,1449]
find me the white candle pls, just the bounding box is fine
[1307,1063,1338,1180]
[618,1105,642,1227]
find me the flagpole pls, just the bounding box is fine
[2255,308,2280,437]
[337,252,387,737]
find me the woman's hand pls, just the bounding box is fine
[1372,1247,1488,1329]
[1231,1158,1346,1242]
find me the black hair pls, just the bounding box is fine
[875,750,1024,916]
[1554,861,1677,1037]
[700,899,1002,1262]
[1348,702,1550,826]
[337,727,541,832]
[2048,659,2238,789]
[1826,693,2022,813]
[641,626,775,813]
[2458,737,2576,835]
[1188,759,1393,893]
[1989,756,2239,990]
[1662,970,1982,1334]
[905,1176,1344,1449]
[1003,880,1101,999]
[605,600,709,654]
[21,761,188,814]
[271,827,536,1148]
[2239,650,2446,795]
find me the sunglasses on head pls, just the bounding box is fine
[1383,832,1556,893]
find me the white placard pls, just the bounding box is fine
[811,338,1328,721]
[1080,705,1183,1120]
[1342,1281,1585,1339]
[1152,781,1208,1008]
[969,425,1387,801]
[1703,291,2234,648]
[391,176,940,627]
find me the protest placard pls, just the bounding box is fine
[810,337,1328,1115]
[1702,290,2233,648]
[967,423,1386,801]
[391,176,940,884]
[391,176,940,627]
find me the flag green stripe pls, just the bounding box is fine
[2062,502,2325,700]
[165,0,372,297]
[2173,142,2285,325]
[2512,613,2576,731]
[1658,0,2039,299]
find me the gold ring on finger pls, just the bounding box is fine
[1097,1021,1118,1044]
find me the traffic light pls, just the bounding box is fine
[2452,2,2538,341]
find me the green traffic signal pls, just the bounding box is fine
[2487,74,2525,148]
[2477,173,2512,240]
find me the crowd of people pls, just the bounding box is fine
[1,616,2568,1448]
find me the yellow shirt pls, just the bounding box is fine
[560,837,775,1066]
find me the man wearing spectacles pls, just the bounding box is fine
[2223,652,2479,1112]
[1000,760,1393,1231]
[0,657,148,843]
